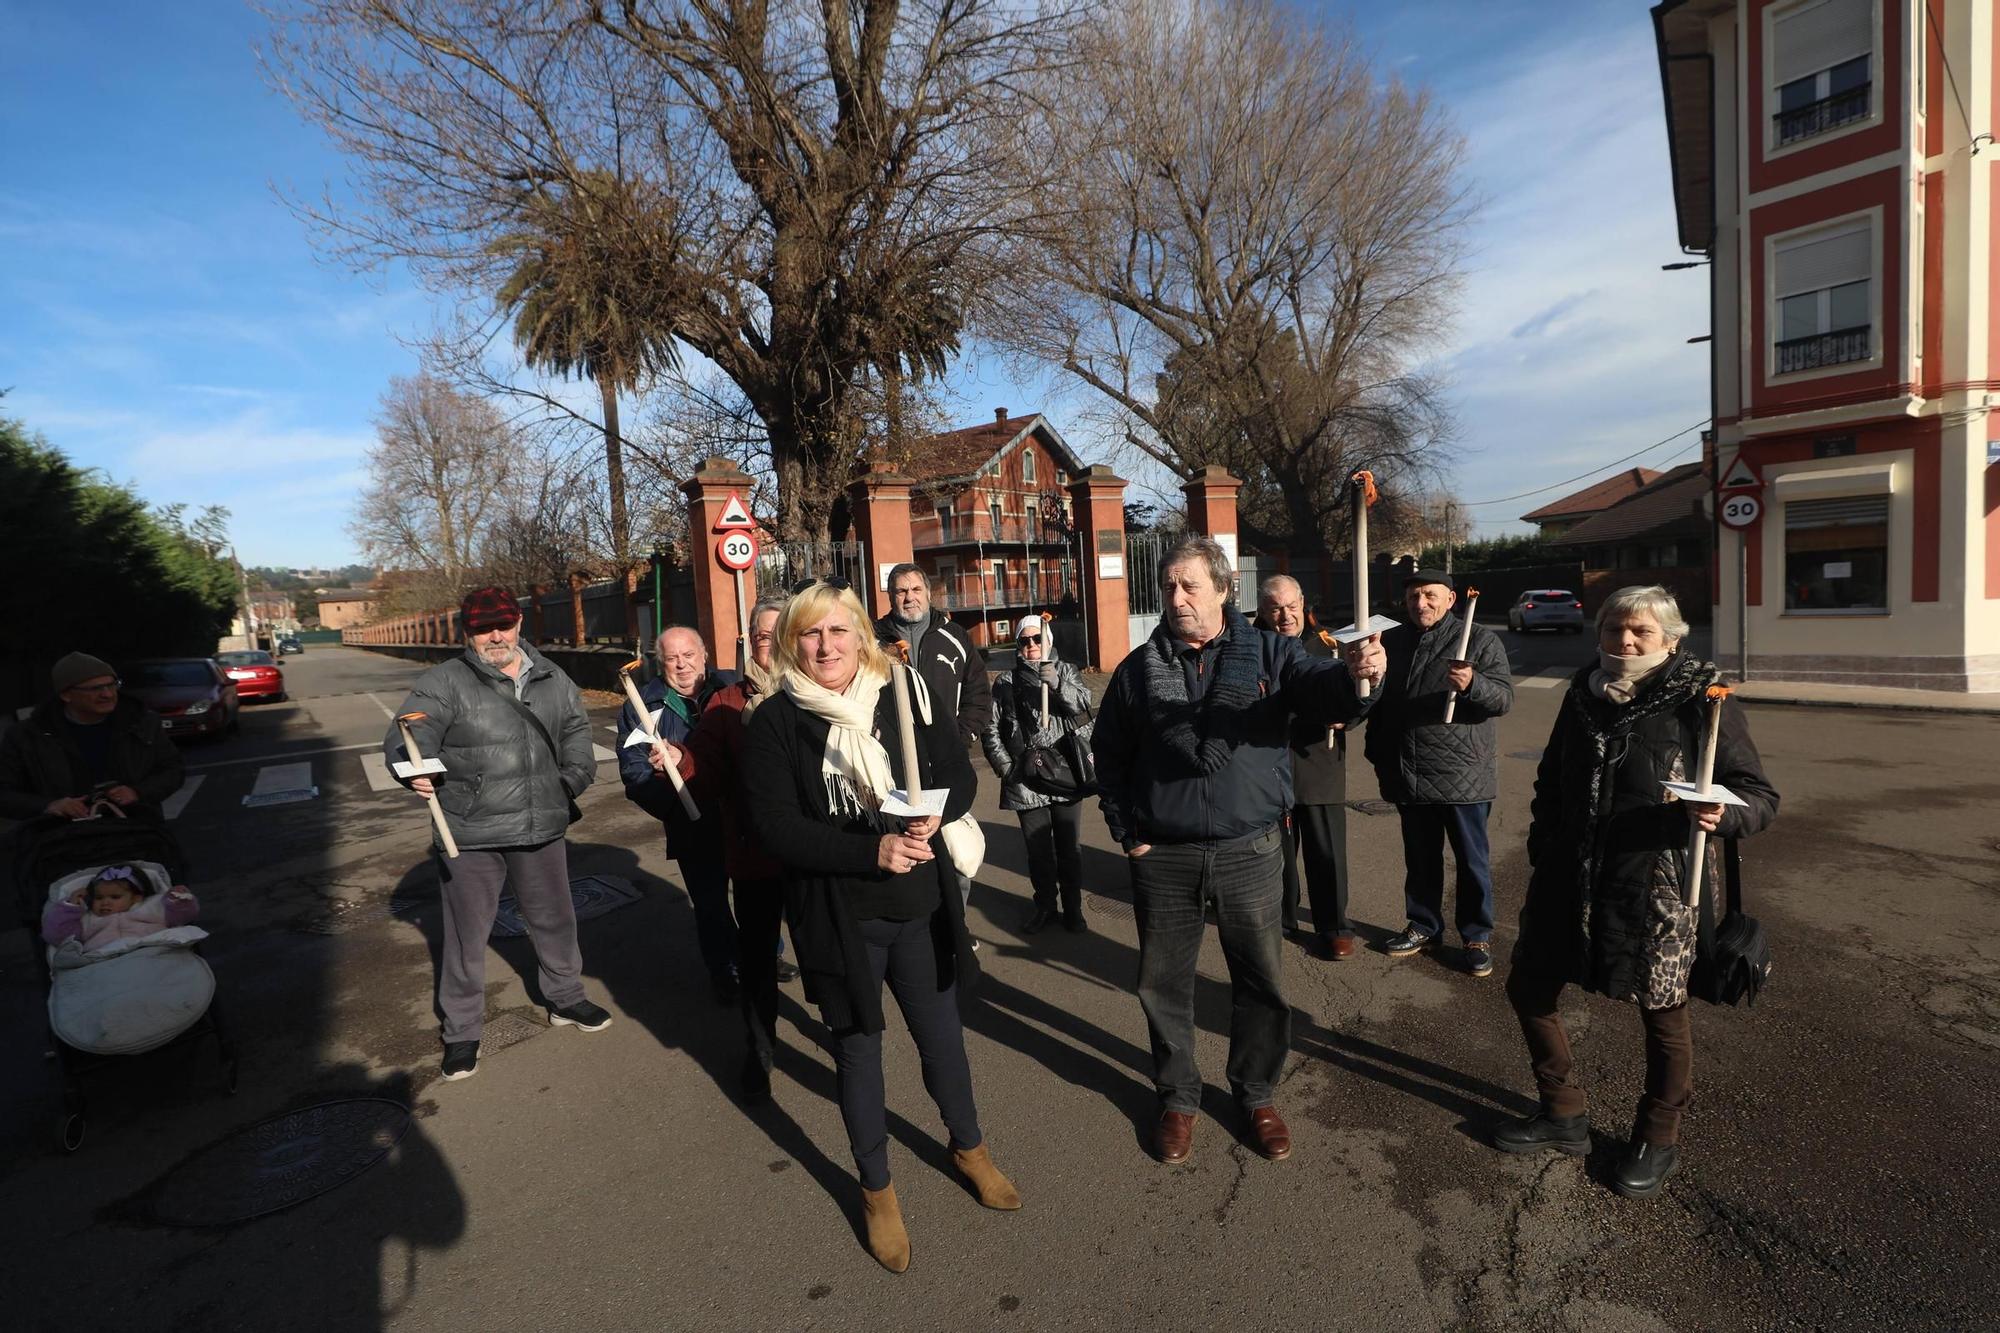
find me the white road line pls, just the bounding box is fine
[251,761,316,796]
[188,741,377,772]
[1516,669,1573,690]
[161,775,205,820]
[359,752,400,792]
[365,693,396,719]
[592,743,616,764]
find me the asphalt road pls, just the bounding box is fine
[2,642,1994,1332]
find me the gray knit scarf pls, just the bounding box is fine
[1141,606,1265,775]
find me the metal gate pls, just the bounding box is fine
[1126,531,1166,645]
[755,539,870,597]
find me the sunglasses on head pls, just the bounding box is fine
[789,576,854,595]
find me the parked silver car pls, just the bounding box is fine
[1507,589,1585,634]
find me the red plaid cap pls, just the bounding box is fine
[459,586,523,631]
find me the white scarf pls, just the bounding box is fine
[1590,647,1673,704]
[781,662,898,817]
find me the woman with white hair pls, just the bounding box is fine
[1489,585,1778,1199]
[982,614,1093,936]
[743,579,1019,1272]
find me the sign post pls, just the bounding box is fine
[1715,454,1762,681]
[713,494,758,663]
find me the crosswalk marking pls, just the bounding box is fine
[1517,668,1574,690]
[359,752,400,792]
[162,776,204,820]
[593,743,616,763]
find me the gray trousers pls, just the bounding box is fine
[436,838,585,1042]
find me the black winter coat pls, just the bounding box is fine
[743,684,979,1036]
[1520,653,1779,1007]
[1363,612,1512,805]
[1093,612,1366,848]
[0,697,184,823]
[874,611,992,745]
[1277,627,1350,807]
[383,646,595,852]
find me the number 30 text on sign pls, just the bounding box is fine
[716,531,758,570]
[1719,493,1762,530]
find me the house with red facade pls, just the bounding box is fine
[1655,0,2000,689]
[903,408,1088,647]
[1520,467,1665,537]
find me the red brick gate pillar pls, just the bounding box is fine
[681,456,761,670]
[1181,465,1243,591]
[847,465,916,620]
[1068,465,1131,672]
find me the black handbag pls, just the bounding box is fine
[1013,683,1097,799]
[1690,837,1771,1007]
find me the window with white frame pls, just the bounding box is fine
[1773,221,1872,374]
[1784,494,1888,612]
[1772,0,1872,146]
[1021,447,1036,484]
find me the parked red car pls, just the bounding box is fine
[216,649,286,702]
[122,659,240,740]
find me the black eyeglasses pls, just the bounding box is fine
[789,576,854,595]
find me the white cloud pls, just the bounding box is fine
[123,408,374,479]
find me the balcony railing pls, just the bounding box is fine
[1774,324,1871,375]
[934,568,1077,612]
[914,513,1068,549]
[1774,83,1870,146]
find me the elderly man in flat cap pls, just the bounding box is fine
[1362,569,1513,977]
[385,586,612,1082]
[0,652,183,823]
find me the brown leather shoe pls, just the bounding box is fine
[1327,933,1357,961]
[1249,1105,1292,1160]
[1155,1110,1196,1164]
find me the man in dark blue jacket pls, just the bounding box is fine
[1093,536,1385,1166]
[618,625,741,1003]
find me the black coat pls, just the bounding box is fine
[1520,653,1779,1006]
[1278,627,1350,807]
[0,697,184,823]
[743,683,979,1035]
[874,611,992,745]
[1093,613,1366,848]
[1362,612,1512,805]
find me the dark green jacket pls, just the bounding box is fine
[383,645,594,851]
[0,697,184,822]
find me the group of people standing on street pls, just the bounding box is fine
[0,530,1777,1275]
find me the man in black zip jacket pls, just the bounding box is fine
[1093,536,1385,1167]
[875,563,991,909]
[1362,569,1514,978]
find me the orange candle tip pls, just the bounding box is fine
[1317,628,1336,647]
[888,639,911,664]
[1464,587,1480,600]
[1350,470,1379,506]
[619,657,644,674]
[1706,683,1733,701]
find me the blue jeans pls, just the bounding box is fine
[1130,825,1288,1113]
[1396,802,1494,944]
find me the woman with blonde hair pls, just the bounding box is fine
[743,579,1018,1271]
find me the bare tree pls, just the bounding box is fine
[351,373,516,606]
[1000,0,1469,555]
[265,0,1079,541]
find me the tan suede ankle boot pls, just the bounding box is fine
[861,1183,910,1272]
[951,1141,1023,1210]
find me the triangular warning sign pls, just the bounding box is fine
[1717,455,1761,490]
[714,493,755,531]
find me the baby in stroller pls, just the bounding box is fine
[42,864,199,949]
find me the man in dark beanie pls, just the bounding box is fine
[0,652,183,823]
[1361,570,1513,977]
[384,586,611,1082]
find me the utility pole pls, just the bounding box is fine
[1444,500,1456,577]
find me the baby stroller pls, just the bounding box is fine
[11,813,238,1152]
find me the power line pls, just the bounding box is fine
[1459,419,1710,508]
[1926,0,1976,147]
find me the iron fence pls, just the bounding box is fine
[755,539,869,595]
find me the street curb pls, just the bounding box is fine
[1735,693,2000,718]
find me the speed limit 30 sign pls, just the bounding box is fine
[716,530,758,570]
[1719,492,1762,529]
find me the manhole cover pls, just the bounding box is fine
[493,874,642,938]
[479,1008,546,1054]
[148,1098,411,1228]
[1347,799,1396,817]
[1085,890,1134,922]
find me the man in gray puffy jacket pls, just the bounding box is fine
[1362,570,1514,977]
[385,586,611,1081]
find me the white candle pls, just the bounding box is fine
[619,660,700,820]
[888,652,924,800]
[395,713,459,858]
[1684,683,1729,911]
[1441,590,1481,725]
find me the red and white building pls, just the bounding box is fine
[902,409,1088,646]
[1656,0,2000,689]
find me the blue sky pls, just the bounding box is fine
[2,1,1707,566]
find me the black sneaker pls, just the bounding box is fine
[1463,940,1494,977]
[774,957,800,983]
[548,1000,613,1032]
[1382,926,1435,959]
[1612,1141,1680,1199]
[441,1041,479,1081]
[1490,1110,1589,1156]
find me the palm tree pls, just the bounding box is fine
[490,172,682,586]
